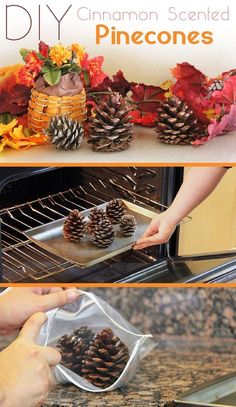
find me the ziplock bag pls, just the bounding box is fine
[38,290,156,392]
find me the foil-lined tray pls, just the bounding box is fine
[25,199,159,268]
[175,372,236,407]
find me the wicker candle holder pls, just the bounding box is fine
[28,88,87,133]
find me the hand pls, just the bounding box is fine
[0,313,61,407]
[0,287,79,335]
[133,211,177,250]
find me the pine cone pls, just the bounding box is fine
[87,207,107,234]
[155,96,207,145]
[106,199,126,224]
[81,328,129,388]
[63,209,86,243]
[92,218,115,248]
[57,327,95,375]
[120,214,137,237]
[88,92,134,152]
[46,115,84,150]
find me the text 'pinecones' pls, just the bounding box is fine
[63,209,86,243]
[81,328,130,388]
[106,199,126,224]
[46,115,84,150]
[155,96,206,145]
[120,214,137,237]
[88,92,134,152]
[57,327,94,375]
[92,218,115,248]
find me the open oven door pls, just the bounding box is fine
[117,251,236,283]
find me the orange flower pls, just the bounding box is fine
[81,53,107,88]
[25,51,44,74]
[18,67,35,87]
[71,43,85,62]
[49,44,72,66]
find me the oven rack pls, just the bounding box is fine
[1,178,163,282]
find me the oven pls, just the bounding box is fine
[1,167,236,283]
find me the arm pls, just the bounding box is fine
[134,167,227,250]
[0,287,79,335]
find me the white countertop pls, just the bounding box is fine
[0,127,235,165]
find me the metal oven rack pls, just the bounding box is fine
[1,177,165,282]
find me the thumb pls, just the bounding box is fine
[38,289,79,312]
[141,219,160,239]
[20,312,47,342]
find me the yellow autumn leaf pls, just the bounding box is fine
[0,138,6,152]
[0,119,18,136]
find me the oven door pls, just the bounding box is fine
[117,251,236,283]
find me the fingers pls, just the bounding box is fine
[40,346,61,368]
[134,234,165,250]
[141,219,159,238]
[20,313,47,342]
[38,289,79,312]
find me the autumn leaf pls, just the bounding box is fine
[211,75,236,106]
[130,83,165,113]
[207,104,236,140]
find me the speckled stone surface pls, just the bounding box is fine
[86,288,236,338]
[43,337,236,407]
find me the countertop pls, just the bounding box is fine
[44,337,236,407]
[0,127,235,164]
[1,335,235,406]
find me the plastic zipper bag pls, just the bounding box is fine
[38,290,156,392]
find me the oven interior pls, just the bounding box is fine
[1,167,180,282]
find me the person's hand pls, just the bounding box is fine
[0,313,60,407]
[0,287,79,335]
[133,211,177,250]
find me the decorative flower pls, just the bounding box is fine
[39,41,49,57]
[18,67,35,87]
[49,44,72,66]
[81,53,107,88]
[25,51,44,75]
[71,43,85,62]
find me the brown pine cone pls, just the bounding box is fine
[88,92,134,152]
[92,218,115,248]
[106,199,126,224]
[81,328,130,388]
[155,96,207,145]
[63,209,86,243]
[57,327,95,375]
[120,214,137,237]
[87,207,107,234]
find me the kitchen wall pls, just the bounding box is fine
[179,167,236,255]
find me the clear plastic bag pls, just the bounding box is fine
[38,290,156,392]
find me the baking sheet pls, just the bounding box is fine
[175,372,236,407]
[24,200,159,268]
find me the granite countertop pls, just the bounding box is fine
[44,337,236,407]
[1,335,235,406]
[0,127,235,164]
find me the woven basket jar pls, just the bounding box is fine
[28,88,87,133]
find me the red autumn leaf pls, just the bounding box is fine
[171,62,210,124]
[208,104,236,139]
[129,110,157,127]
[211,75,236,106]
[0,84,31,115]
[90,70,132,97]
[130,83,165,113]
